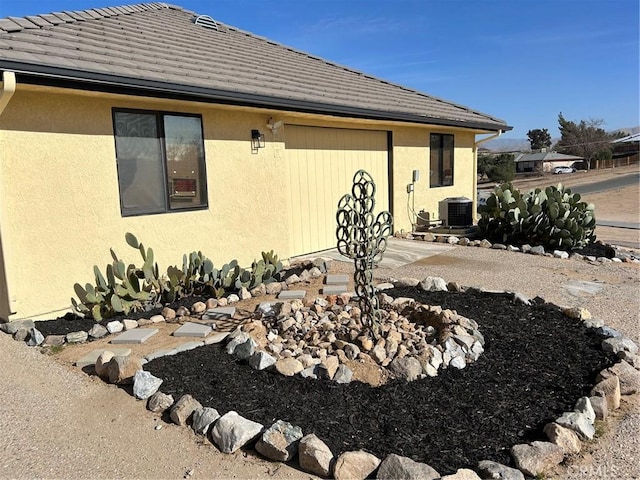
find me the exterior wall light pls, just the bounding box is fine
[251,129,265,152]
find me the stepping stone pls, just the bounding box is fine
[204,332,229,345]
[110,328,158,345]
[203,307,236,320]
[145,348,178,362]
[322,285,348,295]
[325,274,349,285]
[173,322,212,338]
[278,290,306,300]
[76,348,132,368]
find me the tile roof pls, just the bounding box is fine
[0,2,510,131]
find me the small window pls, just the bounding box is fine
[113,109,207,216]
[429,133,454,187]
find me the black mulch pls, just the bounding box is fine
[137,288,616,475]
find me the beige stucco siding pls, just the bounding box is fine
[0,85,481,320]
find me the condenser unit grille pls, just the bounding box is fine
[439,197,473,227]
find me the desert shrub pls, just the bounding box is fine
[477,183,596,251]
[72,233,283,320]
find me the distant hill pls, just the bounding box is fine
[484,126,639,152]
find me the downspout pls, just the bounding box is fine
[0,71,17,320]
[473,130,502,223]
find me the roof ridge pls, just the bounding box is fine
[0,2,181,33]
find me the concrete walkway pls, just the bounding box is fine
[293,237,455,269]
[597,220,640,230]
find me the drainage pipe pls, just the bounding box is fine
[0,71,16,320]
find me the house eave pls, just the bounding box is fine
[2,62,511,133]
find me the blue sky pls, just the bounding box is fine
[1,0,638,139]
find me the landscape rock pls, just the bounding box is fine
[169,394,203,426]
[333,364,353,384]
[0,319,34,334]
[147,391,174,413]
[106,320,124,334]
[132,370,163,400]
[210,411,264,454]
[477,460,524,480]
[591,375,621,410]
[618,351,640,370]
[479,239,492,248]
[389,357,422,382]
[248,351,276,371]
[440,468,482,480]
[122,319,138,330]
[265,282,283,295]
[597,360,640,394]
[94,351,115,378]
[43,335,65,346]
[275,358,304,376]
[562,306,591,320]
[529,245,545,255]
[589,395,608,420]
[419,276,448,292]
[318,355,340,379]
[162,307,176,320]
[106,355,142,385]
[233,337,258,361]
[574,396,595,423]
[543,422,582,455]
[377,453,440,480]
[26,327,44,346]
[395,277,420,287]
[66,331,88,343]
[510,441,564,477]
[491,243,507,250]
[333,450,380,480]
[601,336,638,355]
[553,250,569,259]
[191,407,220,436]
[88,324,108,339]
[298,434,334,477]
[555,412,594,440]
[191,301,207,314]
[255,420,303,462]
[225,332,251,355]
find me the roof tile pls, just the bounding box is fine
[0,2,508,130]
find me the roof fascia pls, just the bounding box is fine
[4,63,511,132]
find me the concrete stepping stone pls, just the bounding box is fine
[110,328,158,345]
[325,274,349,285]
[76,348,132,368]
[322,285,348,295]
[173,322,212,338]
[278,290,306,300]
[203,307,236,320]
[174,341,204,353]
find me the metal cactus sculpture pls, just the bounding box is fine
[336,170,393,334]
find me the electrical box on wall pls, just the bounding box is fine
[412,170,420,182]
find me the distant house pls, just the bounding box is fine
[0,3,510,320]
[610,133,640,167]
[513,152,583,173]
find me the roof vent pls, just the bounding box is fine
[194,15,219,31]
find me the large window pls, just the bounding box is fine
[113,109,207,216]
[429,133,454,187]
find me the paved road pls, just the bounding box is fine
[571,171,639,195]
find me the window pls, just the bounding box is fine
[113,109,207,216]
[429,133,454,187]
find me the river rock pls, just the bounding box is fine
[377,453,440,480]
[169,394,202,426]
[511,441,564,477]
[333,450,380,480]
[477,460,524,480]
[133,370,163,400]
[210,411,264,454]
[147,391,174,413]
[255,420,303,462]
[298,434,334,477]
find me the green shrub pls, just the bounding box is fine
[478,182,596,251]
[72,233,284,320]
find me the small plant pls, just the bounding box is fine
[72,233,285,319]
[478,182,596,251]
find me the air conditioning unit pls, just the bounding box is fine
[439,197,473,227]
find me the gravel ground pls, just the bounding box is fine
[1,244,638,479]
